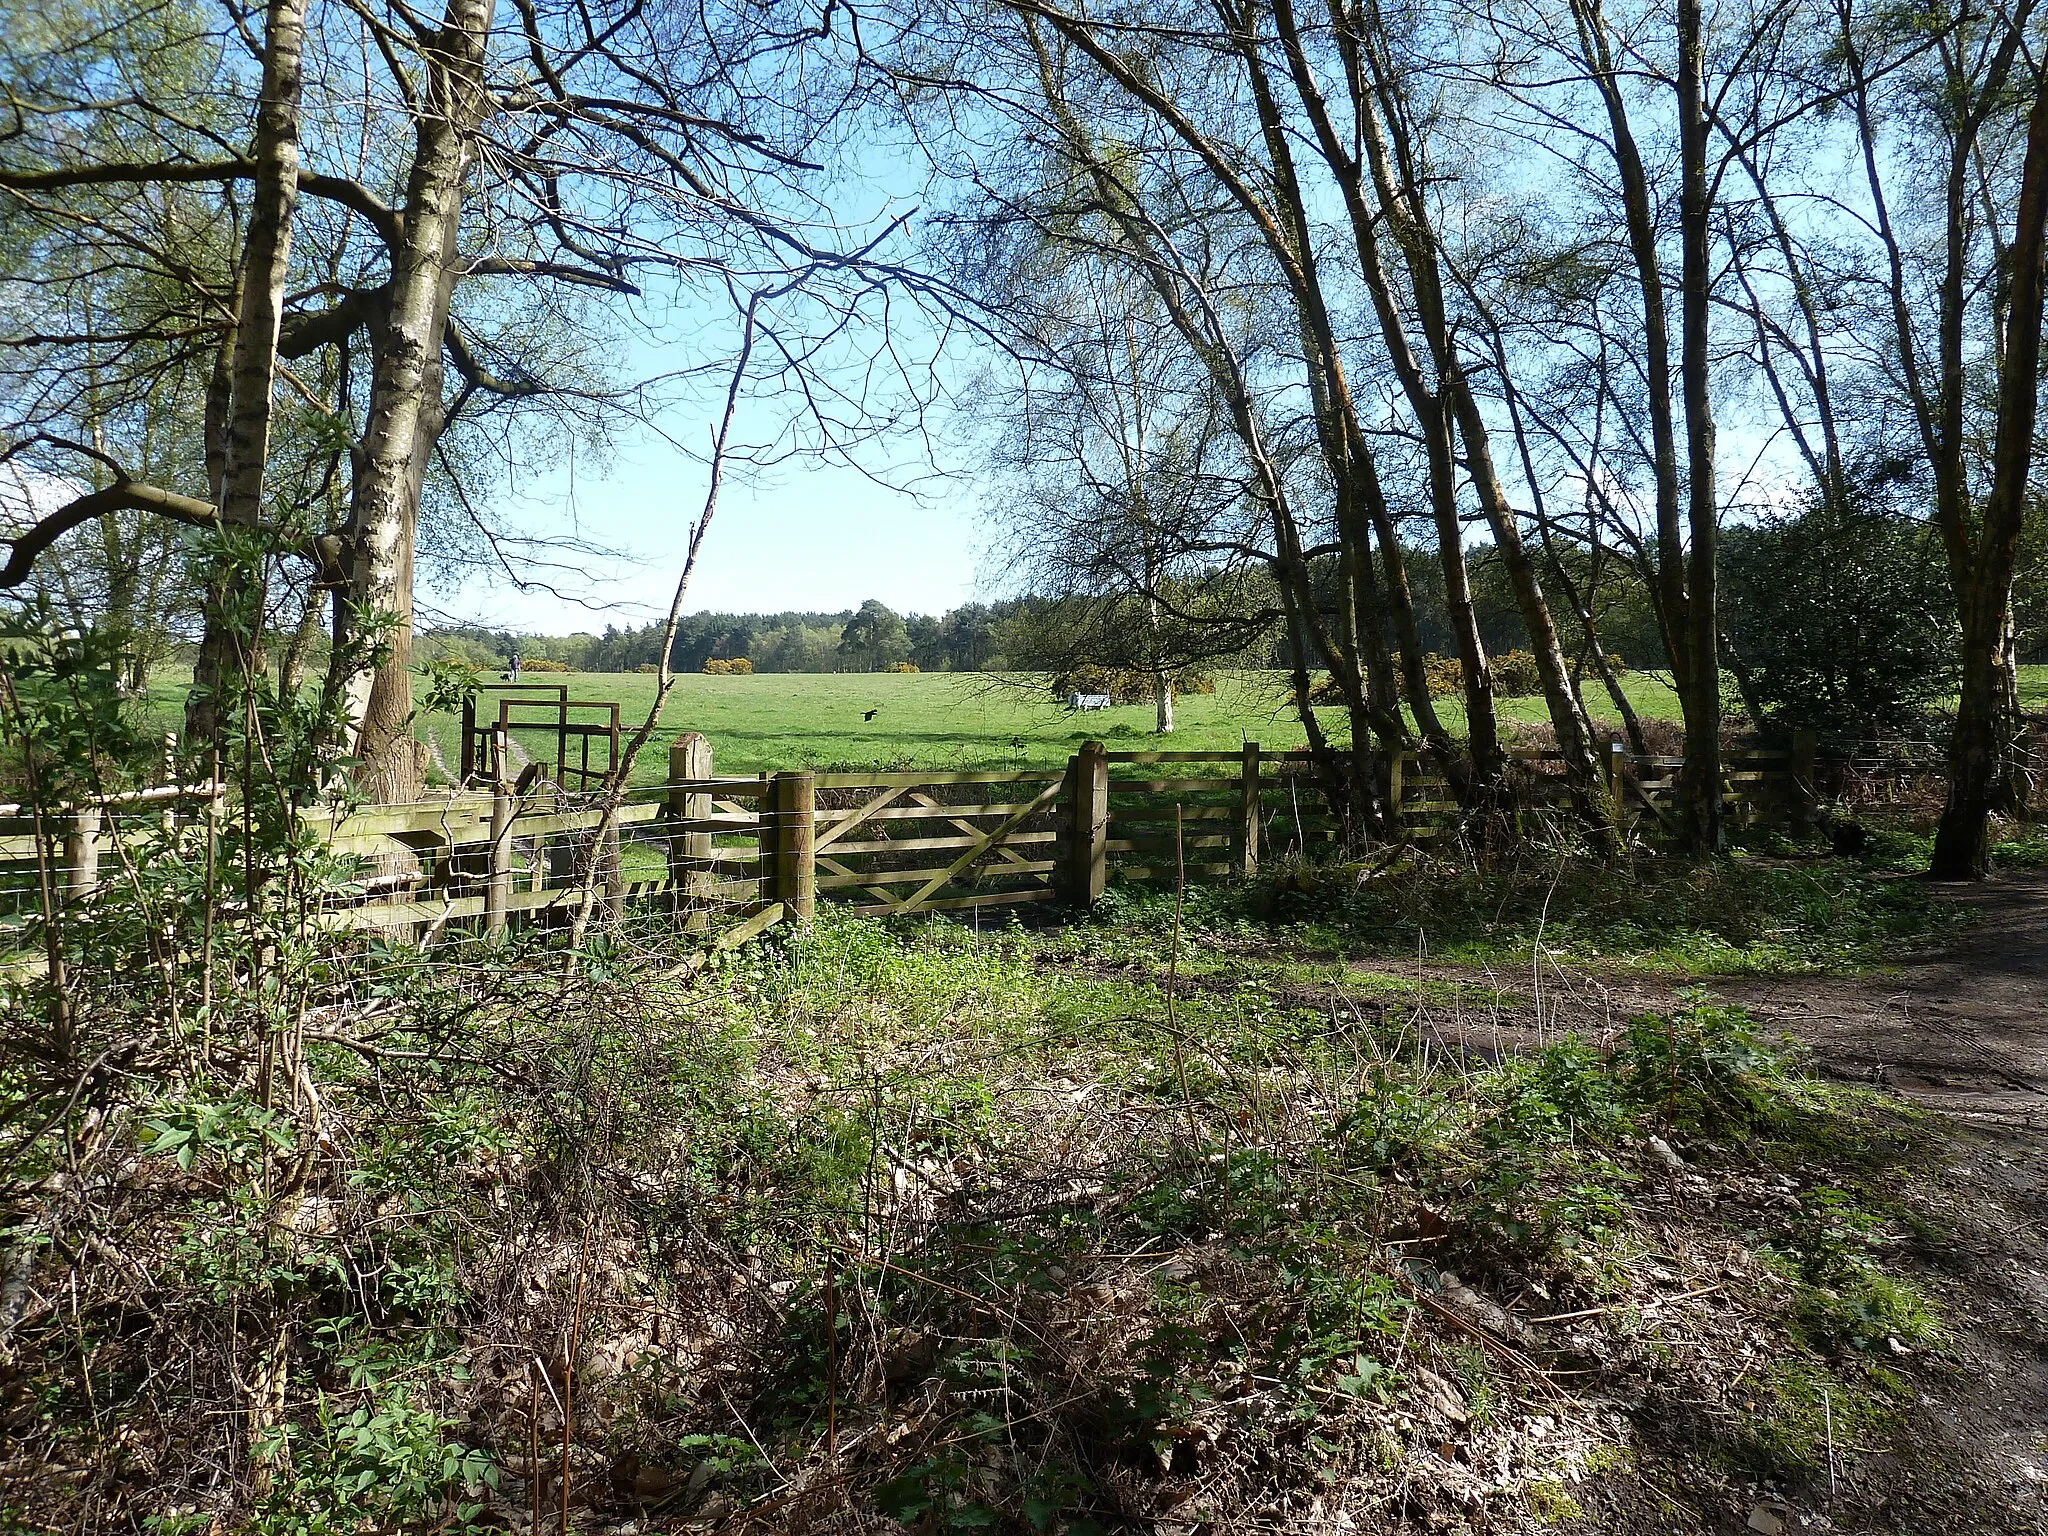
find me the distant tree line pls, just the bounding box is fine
[419,598,1032,675]
[424,533,1972,707]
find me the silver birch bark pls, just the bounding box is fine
[186,0,308,744]
[334,0,493,801]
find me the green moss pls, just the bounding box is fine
[1726,1362,1905,1481]
[1525,1479,1585,1524]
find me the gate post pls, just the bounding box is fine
[1065,740,1108,907]
[1605,741,1626,824]
[668,733,714,933]
[1237,741,1261,877]
[773,770,816,923]
[485,729,513,940]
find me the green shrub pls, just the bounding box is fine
[1490,649,1543,698]
[1721,501,1956,742]
[1616,993,1780,1130]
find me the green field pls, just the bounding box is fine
[142,664,2048,788]
[413,668,1704,784]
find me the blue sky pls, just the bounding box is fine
[449,438,985,633]
[435,124,998,635]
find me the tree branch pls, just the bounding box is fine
[0,482,218,589]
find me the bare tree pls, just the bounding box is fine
[1935,49,2048,873]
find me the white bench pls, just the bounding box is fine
[1067,692,1112,711]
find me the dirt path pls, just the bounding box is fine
[1411,874,2048,1531]
[1539,870,2048,1126]
[1710,872,2048,1124]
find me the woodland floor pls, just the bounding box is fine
[1292,871,2048,1534]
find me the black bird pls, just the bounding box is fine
[863,708,879,722]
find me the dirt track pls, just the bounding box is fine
[1531,870,2048,1127]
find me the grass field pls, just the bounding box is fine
[142,664,2048,787]
[414,668,1704,784]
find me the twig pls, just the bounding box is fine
[568,287,771,953]
[561,1231,595,1536]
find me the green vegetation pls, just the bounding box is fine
[9,777,1970,1532]
[1084,846,1967,976]
[140,664,2048,787]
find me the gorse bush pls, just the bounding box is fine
[703,655,754,674]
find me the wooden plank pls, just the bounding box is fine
[826,800,1050,823]
[1102,750,1240,764]
[1110,862,1235,882]
[307,798,491,835]
[825,830,1060,856]
[895,777,1069,914]
[323,831,421,858]
[502,801,663,840]
[677,849,765,867]
[667,814,763,833]
[629,778,768,800]
[1103,835,1233,854]
[811,769,1064,789]
[818,859,1057,890]
[711,899,786,949]
[817,852,895,905]
[813,784,911,852]
[848,887,1061,916]
[905,791,1041,874]
[1107,806,1235,824]
[656,900,790,979]
[319,884,562,930]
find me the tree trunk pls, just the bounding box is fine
[1675,0,1724,852]
[1932,62,2048,877]
[333,0,490,801]
[1572,0,1725,836]
[186,0,307,744]
[1443,355,1607,824]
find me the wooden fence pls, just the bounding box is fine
[8,730,1835,964]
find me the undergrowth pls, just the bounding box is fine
[1081,847,1965,975]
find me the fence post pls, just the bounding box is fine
[1792,728,1820,837]
[1606,741,1627,823]
[773,769,816,923]
[668,732,714,933]
[63,807,100,908]
[486,729,513,940]
[1237,741,1261,877]
[1388,750,1406,836]
[1065,740,1108,907]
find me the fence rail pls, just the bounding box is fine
[6,726,1943,969]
